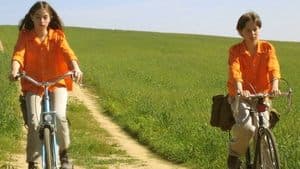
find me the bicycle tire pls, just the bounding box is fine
[43,127,53,169]
[254,128,280,169]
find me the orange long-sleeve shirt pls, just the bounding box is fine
[12,29,78,95]
[227,40,281,96]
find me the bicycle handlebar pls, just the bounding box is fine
[237,89,293,112]
[16,71,74,87]
[246,91,292,99]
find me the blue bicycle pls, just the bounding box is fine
[18,71,74,169]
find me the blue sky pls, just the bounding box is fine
[1,0,299,42]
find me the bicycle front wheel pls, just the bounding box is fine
[254,128,280,169]
[43,127,53,169]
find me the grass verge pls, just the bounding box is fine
[0,52,23,165]
[67,97,136,168]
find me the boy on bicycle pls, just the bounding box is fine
[226,11,281,169]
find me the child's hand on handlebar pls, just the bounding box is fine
[72,69,83,84]
[9,61,22,81]
[237,89,251,97]
[71,60,83,84]
[271,88,281,96]
[271,78,281,96]
[9,69,20,81]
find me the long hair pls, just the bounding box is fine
[19,1,63,31]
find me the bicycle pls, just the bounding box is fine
[17,71,74,169]
[237,88,292,169]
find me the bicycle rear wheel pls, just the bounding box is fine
[43,127,53,169]
[254,128,280,169]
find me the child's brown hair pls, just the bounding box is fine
[19,1,63,31]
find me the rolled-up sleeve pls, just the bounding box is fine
[229,47,243,83]
[267,44,281,80]
[57,31,78,62]
[12,31,26,67]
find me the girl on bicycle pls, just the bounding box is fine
[10,1,82,169]
[226,11,281,169]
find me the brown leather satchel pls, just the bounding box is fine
[210,94,235,131]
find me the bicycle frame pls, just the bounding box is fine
[241,92,292,169]
[41,83,59,168]
[18,71,73,169]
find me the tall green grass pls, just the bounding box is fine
[0,50,23,162]
[65,28,299,169]
[1,25,299,168]
[67,99,132,168]
[0,26,24,164]
[270,41,300,169]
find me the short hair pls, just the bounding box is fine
[236,12,262,32]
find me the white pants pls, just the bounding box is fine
[228,97,270,157]
[25,87,70,163]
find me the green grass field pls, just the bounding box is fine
[0,51,23,162]
[1,25,299,169]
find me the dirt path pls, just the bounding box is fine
[4,85,186,169]
[70,84,187,169]
[1,128,27,169]
[1,127,84,169]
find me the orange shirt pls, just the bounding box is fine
[227,40,281,96]
[12,29,78,95]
